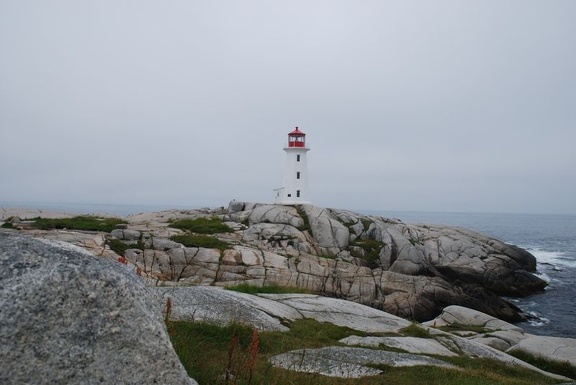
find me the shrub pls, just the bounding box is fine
[226,283,312,295]
[170,234,230,251]
[350,238,385,267]
[28,216,125,232]
[169,217,232,234]
[106,238,144,256]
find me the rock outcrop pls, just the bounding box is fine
[113,202,545,322]
[0,206,573,383]
[0,202,547,323]
[0,233,196,385]
[159,286,573,381]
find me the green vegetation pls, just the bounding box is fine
[399,323,433,339]
[169,217,232,234]
[361,218,373,231]
[106,238,144,256]
[168,318,562,385]
[350,238,385,267]
[438,323,493,335]
[27,216,125,232]
[294,206,311,232]
[508,349,576,380]
[226,283,312,295]
[170,234,230,251]
[1,222,14,229]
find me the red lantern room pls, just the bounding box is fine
[288,127,306,148]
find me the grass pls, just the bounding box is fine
[508,349,576,379]
[27,216,125,232]
[438,323,492,334]
[294,206,311,232]
[106,238,144,256]
[167,317,565,385]
[170,234,231,251]
[226,283,313,295]
[399,323,433,339]
[169,217,232,234]
[350,238,385,267]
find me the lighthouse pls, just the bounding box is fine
[274,127,311,205]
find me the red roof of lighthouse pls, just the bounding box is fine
[288,127,306,136]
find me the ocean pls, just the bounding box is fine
[375,210,576,339]
[2,201,575,338]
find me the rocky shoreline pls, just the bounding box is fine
[2,202,574,384]
[1,201,547,322]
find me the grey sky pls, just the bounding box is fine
[1,1,575,214]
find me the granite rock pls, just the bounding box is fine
[0,233,196,385]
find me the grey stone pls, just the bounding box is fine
[340,336,458,356]
[1,202,548,323]
[507,335,576,366]
[269,346,455,378]
[0,233,196,385]
[156,286,299,331]
[110,228,142,241]
[424,305,525,332]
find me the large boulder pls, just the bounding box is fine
[0,232,196,385]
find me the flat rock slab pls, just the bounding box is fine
[269,346,455,378]
[508,335,576,366]
[261,293,412,333]
[340,336,458,357]
[156,286,300,331]
[425,305,524,332]
[158,287,412,334]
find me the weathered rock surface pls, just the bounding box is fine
[161,286,571,381]
[158,286,411,333]
[0,226,572,382]
[340,335,459,356]
[269,346,455,378]
[508,335,576,366]
[0,232,196,385]
[0,202,547,324]
[426,305,576,368]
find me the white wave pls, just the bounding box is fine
[525,311,550,327]
[535,272,551,283]
[529,248,576,269]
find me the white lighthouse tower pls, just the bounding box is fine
[274,127,311,204]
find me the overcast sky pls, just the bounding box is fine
[1,1,575,214]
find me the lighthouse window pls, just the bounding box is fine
[296,190,301,197]
[297,155,300,162]
[296,172,300,179]
[287,194,292,197]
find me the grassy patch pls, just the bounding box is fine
[295,206,311,232]
[399,323,433,339]
[350,238,385,267]
[361,218,373,231]
[28,216,125,232]
[169,217,232,234]
[437,323,491,334]
[106,238,144,256]
[1,222,14,229]
[170,234,230,251]
[226,283,313,295]
[168,318,561,385]
[508,349,576,379]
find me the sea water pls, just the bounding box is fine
[374,210,576,339]
[2,202,575,338]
